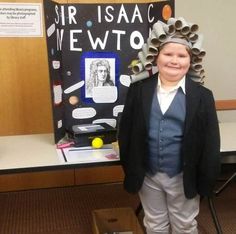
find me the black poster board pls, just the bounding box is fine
[44,0,175,143]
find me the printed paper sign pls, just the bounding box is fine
[0,3,43,37]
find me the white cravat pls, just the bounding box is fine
[157,76,186,114]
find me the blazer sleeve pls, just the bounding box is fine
[198,90,221,196]
[117,84,136,174]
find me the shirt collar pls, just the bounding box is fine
[157,75,186,94]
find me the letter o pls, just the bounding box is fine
[130,31,144,50]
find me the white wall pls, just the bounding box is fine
[175,0,236,121]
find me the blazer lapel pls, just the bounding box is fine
[184,76,201,135]
[141,75,158,128]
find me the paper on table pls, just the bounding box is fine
[57,145,119,163]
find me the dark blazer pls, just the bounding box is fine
[118,73,221,199]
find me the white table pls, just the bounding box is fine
[0,133,119,174]
[219,122,236,153]
[1,122,235,171]
[0,134,58,171]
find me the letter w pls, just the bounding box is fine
[87,30,109,50]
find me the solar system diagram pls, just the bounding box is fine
[44,0,175,143]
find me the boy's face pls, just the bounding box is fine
[156,42,191,83]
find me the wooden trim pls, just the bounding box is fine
[75,165,124,185]
[215,100,236,111]
[0,170,75,192]
[0,166,125,192]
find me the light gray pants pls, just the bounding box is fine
[139,172,199,234]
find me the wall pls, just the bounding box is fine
[175,0,236,121]
[0,0,53,136]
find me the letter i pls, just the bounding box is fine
[97,5,101,23]
[61,5,65,26]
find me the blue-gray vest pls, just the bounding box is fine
[147,88,186,177]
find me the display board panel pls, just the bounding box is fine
[44,0,175,142]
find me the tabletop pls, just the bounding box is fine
[0,122,235,173]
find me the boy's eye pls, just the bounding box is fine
[164,53,172,56]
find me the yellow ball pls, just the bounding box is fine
[92,137,103,149]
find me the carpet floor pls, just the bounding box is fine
[0,181,235,234]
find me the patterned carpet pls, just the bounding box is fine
[0,181,235,234]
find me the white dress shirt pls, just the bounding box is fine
[157,76,186,114]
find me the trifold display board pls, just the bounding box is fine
[44,0,175,143]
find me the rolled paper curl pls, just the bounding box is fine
[160,21,175,35]
[142,43,155,62]
[138,51,146,64]
[189,22,199,33]
[138,51,153,71]
[144,62,153,70]
[188,68,205,78]
[148,45,158,55]
[147,38,158,55]
[198,49,206,58]
[132,62,144,74]
[192,34,204,55]
[146,54,155,63]
[167,17,177,27]
[191,77,204,84]
[191,63,203,72]
[167,24,176,35]
[199,69,205,77]
[153,21,167,42]
[187,69,197,77]
[193,73,205,84]
[148,46,158,55]
[150,30,161,47]
[174,18,183,30]
[131,66,158,83]
[187,33,198,43]
[176,17,190,35]
[192,56,202,64]
[142,43,148,53]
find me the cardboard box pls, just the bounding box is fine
[92,207,144,234]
